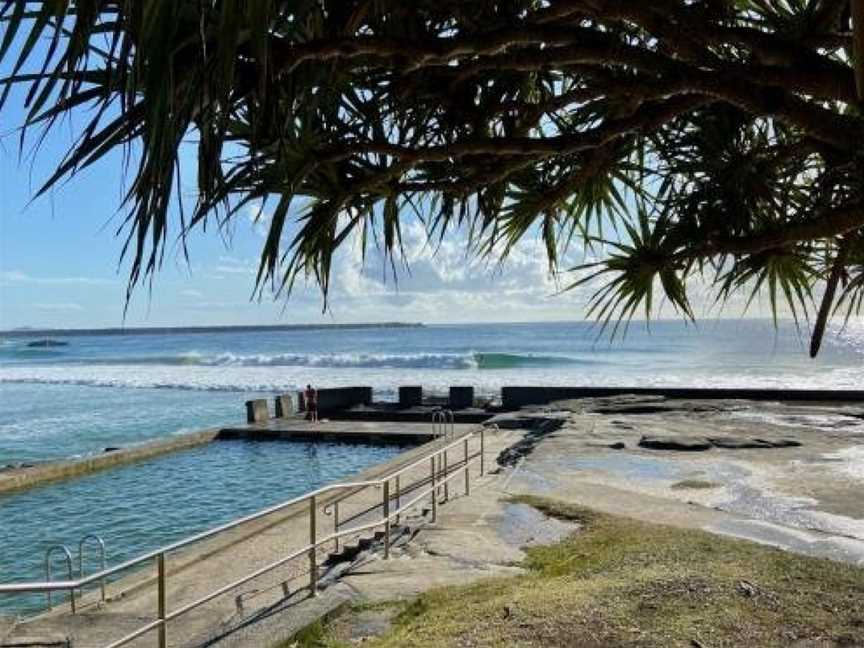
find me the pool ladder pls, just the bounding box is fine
[431,409,454,439]
[44,534,107,612]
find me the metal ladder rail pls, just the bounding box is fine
[443,409,455,439]
[78,534,107,604]
[431,410,446,438]
[430,409,455,439]
[44,545,75,613]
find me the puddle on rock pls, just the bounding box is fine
[558,454,685,481]
[820,445,864,481]
[727,411,864,431]
[706,463,864,541]
[498,503,578,548]
[709,518,864,566]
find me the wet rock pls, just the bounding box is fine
[486,411,568,430]
[553,395,666,413]
[26,338,68,348]
[639,435,712,451]
[103,447,121,453]
[585,441,627,450]
[3,462,37,470]
[496,418,565,466]
[671,480,720,490]
[708,437,773,449]
[708,437,803,449]
[760,438,802,448]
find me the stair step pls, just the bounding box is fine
[324,527,408,565]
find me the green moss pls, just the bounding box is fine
[276,619,349,648]
[671,479,721,490]
[356,497,864,647]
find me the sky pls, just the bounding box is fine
[0,32,790,332]
[0,31,600,331]
[0,119,593,329]
[0,121,594,330]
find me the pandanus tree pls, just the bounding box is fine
[2,0,864,354]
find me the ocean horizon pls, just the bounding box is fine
[1,318,862,464]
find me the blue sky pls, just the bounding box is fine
[0,88,586,330]
[0,29,605,330]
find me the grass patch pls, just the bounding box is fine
[671,479,721,490]
[280,497,864,647]
[285,619,348,648]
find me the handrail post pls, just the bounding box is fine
[443,449,449,501]
[383,480,391,559]
[333,501,340,553]
[430,457,437,522]
[157,553,167,648]
[309,495,318,597]
[480,428,485,476]
[464,438,470,496]
[395,475,401,524]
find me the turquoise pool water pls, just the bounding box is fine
[0,439,408,615]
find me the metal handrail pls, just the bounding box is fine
[321,427,468,517]
[78,534,107,604]
[0,476,381,594]
[102,446,486,648]
[1,426,489,648]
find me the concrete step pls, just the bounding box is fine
[325,530,387,565]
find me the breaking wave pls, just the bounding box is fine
[1,350,586,370]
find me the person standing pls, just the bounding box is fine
[304,384,319,423]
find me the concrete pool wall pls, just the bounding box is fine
[4,384,862,496]
[0,428,220,495]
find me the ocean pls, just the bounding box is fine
[1,319,862,464]
[1,318,863,614]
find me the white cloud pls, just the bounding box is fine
[212,256,257,276]
[317,219,592,322]
[0,270,115,286]
[246,203,272,238]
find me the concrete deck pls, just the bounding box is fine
[326,405,492,424]
[218,419,476,444]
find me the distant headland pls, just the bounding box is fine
[0,322,424,338]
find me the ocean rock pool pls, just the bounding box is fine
[0,439,409,615]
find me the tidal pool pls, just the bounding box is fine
[0,439,409,615]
